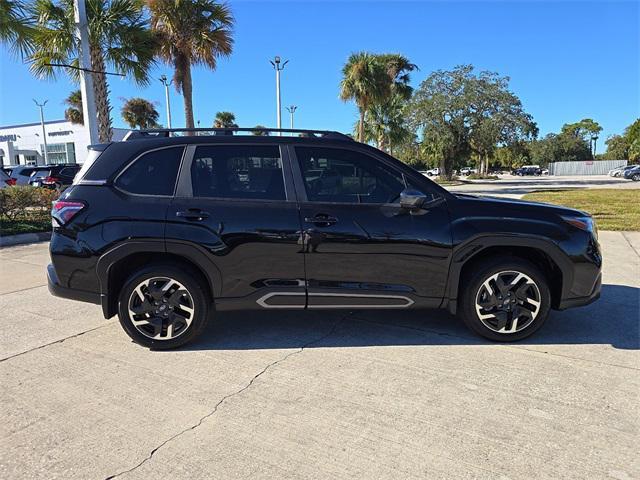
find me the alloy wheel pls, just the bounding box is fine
[474,270,541,334]
[127,277,195,340]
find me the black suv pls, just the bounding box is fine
[29,164,81,190]
[48,128,602,349]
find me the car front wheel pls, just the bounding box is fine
[117,264,210,349]
[632,173,640,182]
[459,258,551,341]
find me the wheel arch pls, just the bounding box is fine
[96,240,222,318]
[443,235,572,315]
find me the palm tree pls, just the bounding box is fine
[121,97,160,129]
[377,53,418,101]
[64,90,83,125]
[0,0,32,56]
[340,52,387,143]
[148,0,234,130]
[213,111,237,128]
[29,0,156,142]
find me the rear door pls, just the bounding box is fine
[167,143,306,309]
[290,144,452,309]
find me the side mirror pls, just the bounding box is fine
[399,189,428,210]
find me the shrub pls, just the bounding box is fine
[467,173,499,180]
[0,186,59,220]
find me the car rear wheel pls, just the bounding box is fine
[632,173,640,182]
[117,264,210,349]
[459,258,551,341]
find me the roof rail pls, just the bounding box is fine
[122,127,353,142]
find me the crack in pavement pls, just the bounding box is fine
[0,323,113,363]
[104,315,347,480]
[621,232,640,259]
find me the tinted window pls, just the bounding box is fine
[295,147,406,204]
[116,147,183,196]
[191,145,285,200]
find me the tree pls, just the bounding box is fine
[121,97,159,129]
[64,90,83,125]
[28,0,156,143]
[561,118,602,157]
[601,134,629,160]
[529,133,591,165]
[361,93,412,154]
[0,0,32,56]
[625,119,640,161]
[251,125,269,136]
[213,111,238,128]
[148,0,234,130]
[340,52,387,143]
[407,65,535,178]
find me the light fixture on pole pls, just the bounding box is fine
[33,99,49,164]
[73,0,99,144]
[269,56,288,133]
[591,134,599,157]
[159,74,173,129]
[285,105,298,129]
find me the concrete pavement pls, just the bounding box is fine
[0,232,638,479]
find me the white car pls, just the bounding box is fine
[425,167,440,176]
[460,167,476,176]
[609,166,633,177]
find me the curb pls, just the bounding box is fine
[0,231,51,248]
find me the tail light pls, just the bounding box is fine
[4,178,16,186]
[51,200,85,226]
[43,176,59,185]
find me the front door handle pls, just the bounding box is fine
[304,214,338,226]
[176,209,210,221]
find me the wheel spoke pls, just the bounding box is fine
[130,299,154,315]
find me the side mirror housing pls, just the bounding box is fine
[399,189,428,210]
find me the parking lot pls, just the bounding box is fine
[1,225,638,479]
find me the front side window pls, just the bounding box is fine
[191,145,285,200]
[116,147,184,196]
[295,147,406,204]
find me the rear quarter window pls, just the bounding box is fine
[115,147,184,196]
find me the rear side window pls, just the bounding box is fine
[116,147,184,196]
[190,145,285,200]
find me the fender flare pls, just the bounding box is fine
[96,239,223,318]
[443,234,573,314]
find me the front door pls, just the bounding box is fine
[166,143,306,309]
[291,145,452,309]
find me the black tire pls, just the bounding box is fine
[458,257,551,342]
[117,263,210,349]
[632,174,640,182]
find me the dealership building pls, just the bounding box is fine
[0,119,128,167]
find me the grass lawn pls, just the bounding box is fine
[523,189,640,231]
[0,214,51,237]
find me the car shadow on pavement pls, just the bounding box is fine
[184,284,639,352]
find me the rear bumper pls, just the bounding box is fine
[47,264,101,305]
[557,272,602,310]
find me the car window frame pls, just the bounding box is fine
[174,143,296,203]
[287,143,440,206]
[113,145,187,198]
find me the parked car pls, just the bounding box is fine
[48,127,602,349]
[609,165,636,177]
[459,167,476,176]
[425,167,440,176]
[0,168,15,188]
[7,165,42,186]
[513,166,542,176]
[541,168,549,175]
[623,165,640,181]
[29,164,81,190]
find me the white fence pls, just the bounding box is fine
[548,159,627,176]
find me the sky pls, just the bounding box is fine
[0,0,638,147]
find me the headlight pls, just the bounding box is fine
[561,215,597,239]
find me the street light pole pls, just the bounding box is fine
[73,0,99,144]
[159,75,173,129]
[270,56,288,133]
[33,99,49,164]
[286,105,297,129]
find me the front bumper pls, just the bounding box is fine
[47,264,101,305]
[557,272,602,310]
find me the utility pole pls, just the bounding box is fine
[159,75,173,129]
[270,56,288,133]
[73,0,99,144]
[33,99,49,164]
[286,105,297,129]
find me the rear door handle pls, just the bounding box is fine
[176,209,210,221]
[304,214,338,226]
